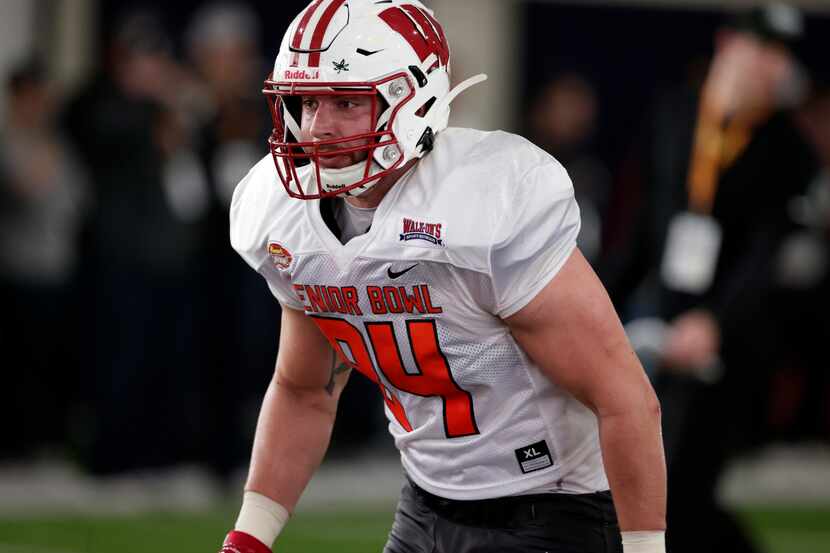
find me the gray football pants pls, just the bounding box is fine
[383,480,623,553]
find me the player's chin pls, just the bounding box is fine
[317,152,367,169]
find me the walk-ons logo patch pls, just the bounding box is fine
[400,217,444,246]
[268,242,293,270]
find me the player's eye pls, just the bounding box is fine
[301,98,318,111]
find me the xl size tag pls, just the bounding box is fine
[514,440,553,474]
[661,212,722,294]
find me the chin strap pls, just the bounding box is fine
[318,159,384,197]
[425,73,488,130]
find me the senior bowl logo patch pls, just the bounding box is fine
[400,217,444,246]
[268,242,293,270]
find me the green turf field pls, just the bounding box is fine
[0,508,394,553]
[0,507,827,552]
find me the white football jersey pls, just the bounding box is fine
[230,128,609,500]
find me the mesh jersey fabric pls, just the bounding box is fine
[230,127,609,500]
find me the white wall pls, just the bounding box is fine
[0,0,36,122]
[52,0,96,95]
[430,0,521,132]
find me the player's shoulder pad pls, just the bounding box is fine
[229,154,303,272]
[402,128,575,271]
[424,127,573,205]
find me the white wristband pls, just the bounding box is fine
[234,491,290,548]
[621,531,666,553]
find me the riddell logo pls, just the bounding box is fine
[400,217,443,246]
[284,69,320,80]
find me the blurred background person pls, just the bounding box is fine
[182,1,279,481]
[62,9,211,475]
[527,72,612,265]
[599,4,823,553]
[183,2,384,477]
[184,1,268,208]
[766,73,830,444]
[0,59,89,460]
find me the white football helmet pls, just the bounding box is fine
[263,0,486,199]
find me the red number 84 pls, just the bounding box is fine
[312,316,479,439]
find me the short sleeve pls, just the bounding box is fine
[262,273,305,311]
[229,158,305,311]
[490,161,581,318]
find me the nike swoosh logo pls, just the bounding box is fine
[387,264,418,279]
[357,48,385,56]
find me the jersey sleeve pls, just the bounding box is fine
[490,160,581,318]
[229,159,305,311]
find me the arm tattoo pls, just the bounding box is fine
[325,350,352,396]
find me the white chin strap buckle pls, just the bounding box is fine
[318,161,379,197]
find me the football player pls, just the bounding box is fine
[220,1,666,552]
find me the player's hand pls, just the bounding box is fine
[219,531,272,553]
[701,33,761,118]
[661,309,720,373]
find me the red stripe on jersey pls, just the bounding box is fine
[307,0,348,67]
[400,4,449,66]
[290,0,325,67]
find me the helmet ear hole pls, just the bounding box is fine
[416,127,435,153]
[408,65,428,88]
[415,97,437,118]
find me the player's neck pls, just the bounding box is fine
[344,159,418,209]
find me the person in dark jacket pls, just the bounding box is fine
[600,4,821,553]
[63,11,210,474]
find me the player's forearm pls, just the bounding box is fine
[244,375,340,512]
[597,396,667,532]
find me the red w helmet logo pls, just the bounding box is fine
[379,5,450,68]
